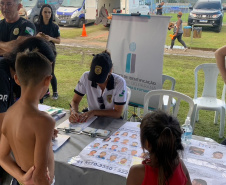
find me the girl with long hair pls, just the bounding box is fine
[127,110,191,185]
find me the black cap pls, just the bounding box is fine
[88,53,113,83]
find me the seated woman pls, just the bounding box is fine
[69,50,127,123]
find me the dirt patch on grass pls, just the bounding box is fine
[60,27,216,59]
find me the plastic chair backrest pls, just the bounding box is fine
[162,74,176,90]
[122,87,131,120]
[143,90,194,118]
[124,87,131,111]
[194,63,219,99]
[222,84,226,102]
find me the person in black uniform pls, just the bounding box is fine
[0,0,35,56]
[156,1,165,15]
[35,4,61,100]
[0,37,56,184]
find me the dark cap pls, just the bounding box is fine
[88,53,113,83]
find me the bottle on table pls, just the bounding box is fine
[181,117,193,144]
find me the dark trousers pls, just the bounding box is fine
[170,33,187,49]
[11,178,20,185]
[51,62,57,93]
[51,74,57,93]
[221,139,226,145]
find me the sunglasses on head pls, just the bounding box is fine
[97,96,105,109]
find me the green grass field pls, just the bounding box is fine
[44,45,225,144]
[59,20,226,50]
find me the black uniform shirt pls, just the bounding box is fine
[0,17,36,42]
[156,4,163,15]
[0,59,15,113]
[35,22,60,46]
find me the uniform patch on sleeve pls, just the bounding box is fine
[25,27,34,36]
[119,90,125,97]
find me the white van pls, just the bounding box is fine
[22,0,63,23]
[55,0,150,27]
[55,0,96,27]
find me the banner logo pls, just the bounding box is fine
[126,42,136,73]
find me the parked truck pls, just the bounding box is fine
[55,0,150,27]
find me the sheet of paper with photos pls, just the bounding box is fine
[69,122,226,183]
[68,122,145,177]
[183,139,226,185]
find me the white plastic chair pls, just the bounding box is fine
[122,86,131,120]
[143,89,195,128]
[162,74,176,110]
[162,74,176,91]
[193,63,226,138]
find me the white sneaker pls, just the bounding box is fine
[169,48,173,51]
[184,48,188,52]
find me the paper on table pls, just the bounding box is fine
[46,107,63,116]
[131,156,142,166]
[38,104,51,112]
[56,116,97,132]
[69,122,143,178]
[52,134,70,151]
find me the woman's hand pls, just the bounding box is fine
[44,35,51,42]
[36,32,45,38]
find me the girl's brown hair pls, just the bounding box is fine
[140,110,184,185]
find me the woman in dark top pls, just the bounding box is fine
[35,4,60,100]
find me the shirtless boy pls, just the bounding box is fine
[0,50,55,184]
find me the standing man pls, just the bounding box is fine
[156,1,164,15]
[0,0,35,56]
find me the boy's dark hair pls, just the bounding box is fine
[5,37,56,71]
[16,50,52,86]
[102,50,111,57]
[140,110,184,185]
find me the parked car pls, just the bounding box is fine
[22,0,63,24]
[188,0,226,32]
